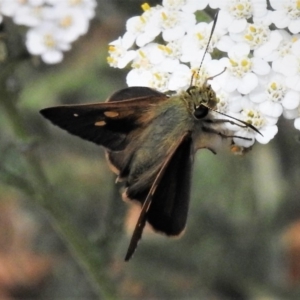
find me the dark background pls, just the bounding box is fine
[0,0,300,299]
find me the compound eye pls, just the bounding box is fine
[194,104,209,119]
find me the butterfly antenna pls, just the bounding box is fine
[213,109,263,136]
[190,10,219,87]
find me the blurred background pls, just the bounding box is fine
[0,0,300,299]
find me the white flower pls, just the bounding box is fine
[168,55,223,91]
[131,43,167,70]
[216,34,235,52]
[215,90,244,114]
[211,0,268,34]
[230,24,282,58]
[1,0,45,17]
[180,20,222,62]
[270,0,300,34]
[158,7,196,41]
[125,4,162,47]
[231,99,278,146]
[253,8,273,25]
[126,68,152,87]
[26,22,71,64]
[181,0,209,13]
[107,0,300,148]
[167,63,193,91]
[267,31,300,76]
[67,0,97,19]
[127,43,179,90]
[13,4,47,27]
[46,0,97,19]
[126,67,171,92]
[158,39,184,61]
[249,73,300,118]
[161,0,209,13]
[126,42,179,89]
[218,43,270,94]
[285,39,300,92]
[45,6,90,42]
[107,37,136,69]
[286,76,300,92]
[0,0,96,64]
[253,29,282,58]
[268,34,300,91]
[283,108,299,119]
[147,69,172,92]
[162,0,186,10]
[294,116,300,130]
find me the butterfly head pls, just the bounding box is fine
[185,81,218,120]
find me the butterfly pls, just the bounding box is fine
[40,11,259,261]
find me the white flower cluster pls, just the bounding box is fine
[0,0,97,64]
[107,0,300,148]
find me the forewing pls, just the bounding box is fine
[125,132,193,261]
[40,87,168,151]
[104,87,167,175]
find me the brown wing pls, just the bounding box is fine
[104,87,168,176]
[125,132,193,261]
[40,87,168,151]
